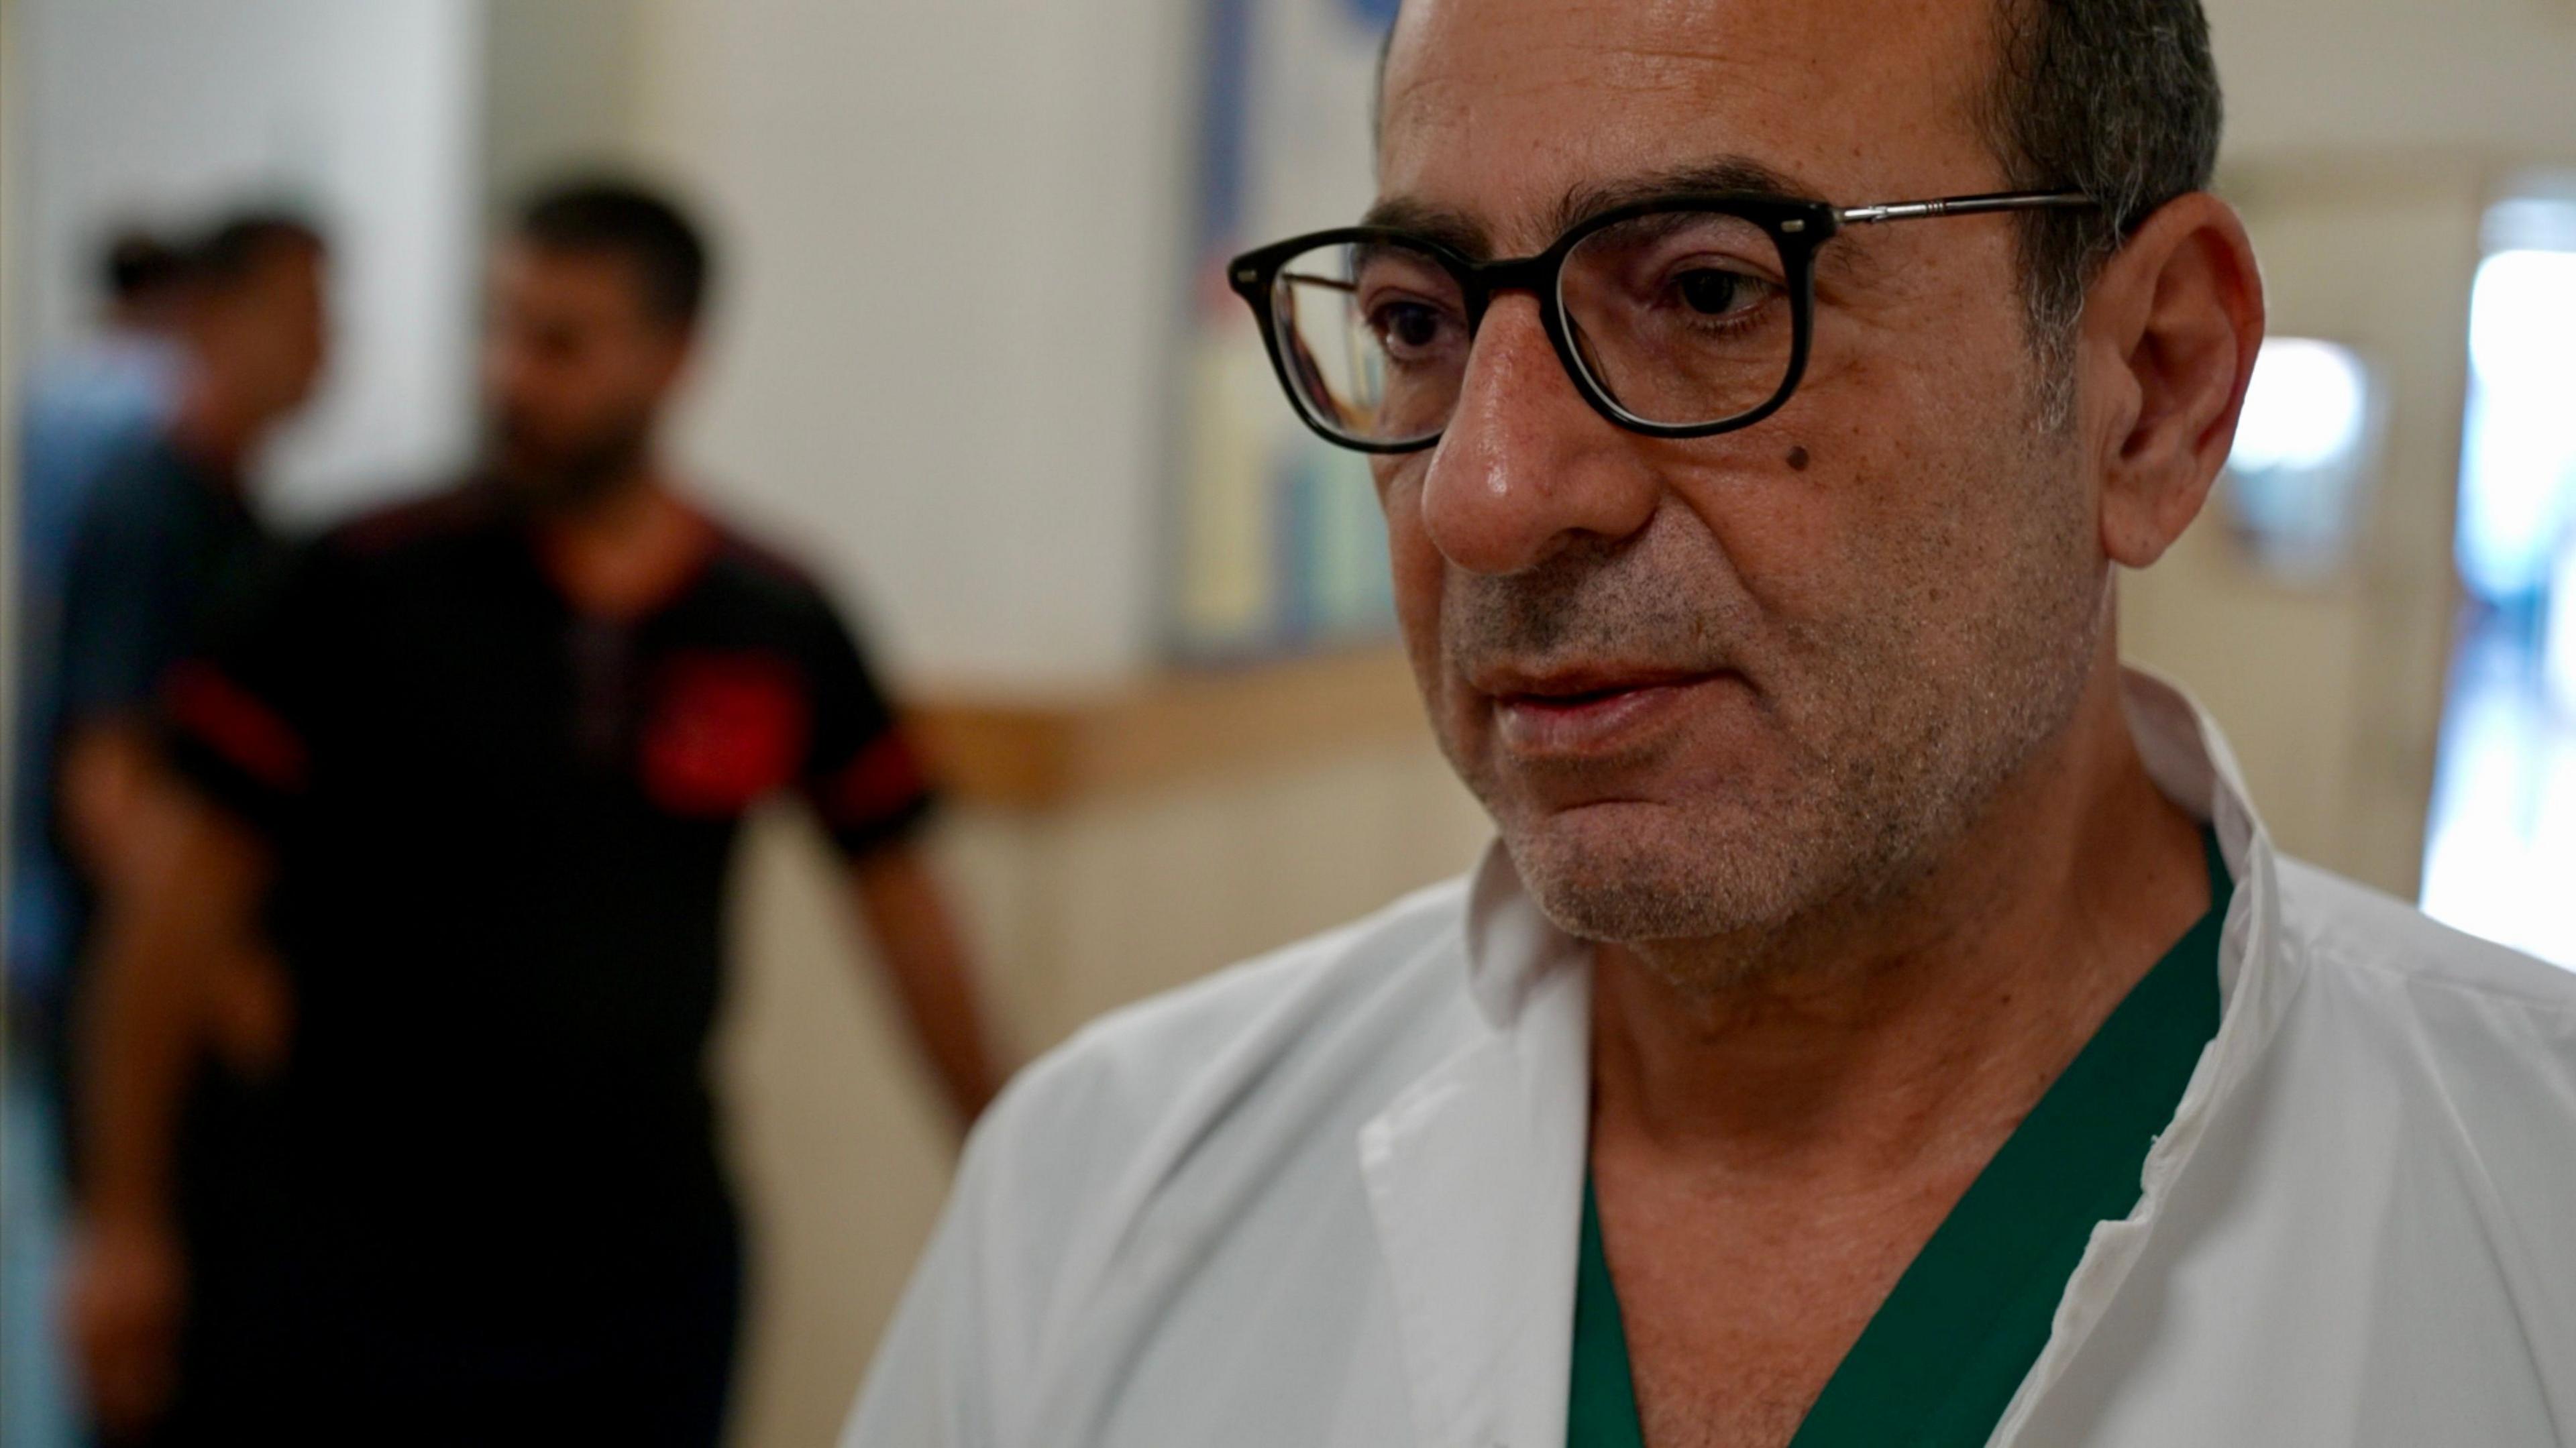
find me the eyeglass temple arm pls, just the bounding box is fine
[1835,190,2096,227]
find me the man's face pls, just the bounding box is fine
[1377,0,2109,958]
[201,242,329,425]
[482,243,689,505]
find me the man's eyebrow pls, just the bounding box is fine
[1550,157,1822,235]
[1356,196,1489,256]
[1360,156,1823,260]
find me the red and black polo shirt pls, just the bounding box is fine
[157,480,934,1333]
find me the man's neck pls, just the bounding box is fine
[1588,659,2210,1186]
[532,464,715,620]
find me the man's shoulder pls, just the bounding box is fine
[2270,854,2576,1139]
[690,509,853,632]
[966,873,1481,1207]
[2274,854,2576,1021]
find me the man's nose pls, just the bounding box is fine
[1417,294,1659,577]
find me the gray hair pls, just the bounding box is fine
[1980,0,2224,355]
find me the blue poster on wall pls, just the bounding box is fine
[1169,0,1400,659]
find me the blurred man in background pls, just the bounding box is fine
[36,212,329,1448]
[8,222,203,1448]
[68,178,1001,1447]
[14,231,198,1084]
[13,231,190,1025]
[40,215,328,1097]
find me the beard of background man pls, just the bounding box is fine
[488,395,655,516]
[1416,329,2109,995]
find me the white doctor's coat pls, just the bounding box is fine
[845,673,2576,1448]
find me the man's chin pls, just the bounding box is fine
[1499,800,1809,947]
[494,453,637,512]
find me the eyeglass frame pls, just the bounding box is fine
[1225,188,2100,454]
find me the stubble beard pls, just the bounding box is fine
[1450,410,2103,988]
[489,408,653,515]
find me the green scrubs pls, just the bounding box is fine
[1568,832,2231,1448]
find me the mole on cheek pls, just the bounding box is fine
[1786,445,1811,471]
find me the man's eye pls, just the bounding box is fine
[1675,267,1758,317]
[1372,302,1448,353]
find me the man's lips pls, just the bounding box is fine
[1476,666,1735,756]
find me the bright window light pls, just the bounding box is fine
[2469,251,2576,390]
[2551,539,2576,713]
[2231,337,2370,474]
[2457,249,2576,601]
[2222,338,2377,579]
[2422,194,2576,972]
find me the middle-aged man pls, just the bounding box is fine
[848,0,2576,1445]
[68,180,1004,1446]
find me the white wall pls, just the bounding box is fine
[13,0,484,524]
[625,0,1198,687]
[482,0,646,213]
[2210,0,2576,166]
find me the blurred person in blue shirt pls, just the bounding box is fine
[9,212,326,1448]
[6,223,187,1448]
[36,213,329,1112]
[11,231,190,1054]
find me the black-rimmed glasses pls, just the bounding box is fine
[1226,190,2096,453]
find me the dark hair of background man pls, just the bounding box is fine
[100,232,186,308]
[181,211,329,293]
[515,178,713,332]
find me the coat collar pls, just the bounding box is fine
[1362,667,2305,1448]
[1362,848,1589,1447]
[1992,670,2312,1440]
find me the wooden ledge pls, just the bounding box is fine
[908,646,1435,811]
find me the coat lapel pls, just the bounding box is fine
[1360,846,1592,1448]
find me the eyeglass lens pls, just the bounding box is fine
[1266,208,1797,447]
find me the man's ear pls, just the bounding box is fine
[2079,193,2265,569]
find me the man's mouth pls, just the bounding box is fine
[1478,666,1735,756]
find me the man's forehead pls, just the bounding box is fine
[498,243,644,312]
[1377,0,2004,247]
